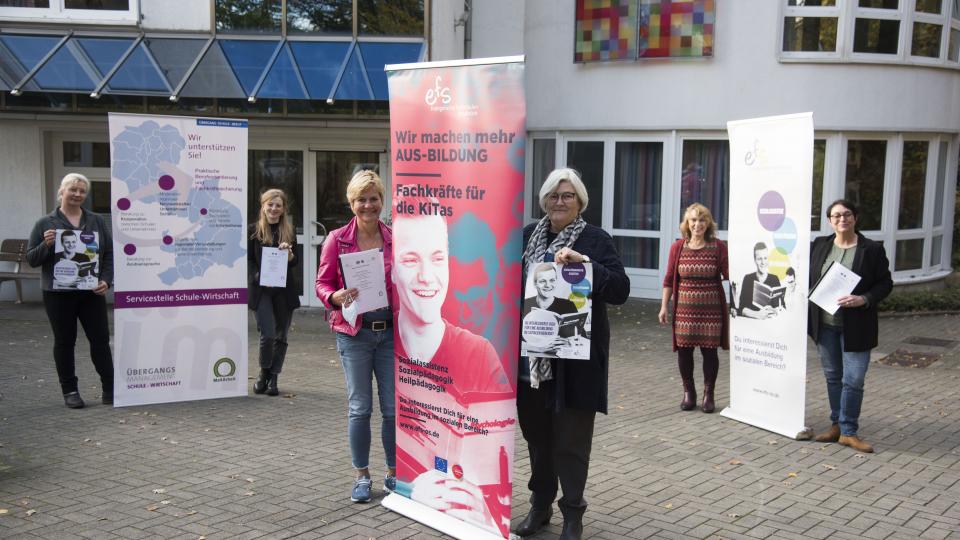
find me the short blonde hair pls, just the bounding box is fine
[538,168,589,214]
[57,173,90,203]
[346,170,384,205]
[679,203,718,241]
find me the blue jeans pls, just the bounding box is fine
[817,324,870,436]
[336,329,396,470]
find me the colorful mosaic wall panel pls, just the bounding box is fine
[575,0,639,62]
[639,0,715,58]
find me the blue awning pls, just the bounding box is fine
[0,31,424,102]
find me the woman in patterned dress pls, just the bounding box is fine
[658,203,729,413]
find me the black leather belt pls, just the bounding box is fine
[361,319,392,331]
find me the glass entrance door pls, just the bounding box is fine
[248,149,305,304]
[307,150,381,306]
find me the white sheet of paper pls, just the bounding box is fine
[340,248,389,316]
[259,247,288,287]
[808,262,861,315]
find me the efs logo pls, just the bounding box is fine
[425,75,451,106]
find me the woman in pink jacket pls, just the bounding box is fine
[315,170,395,504]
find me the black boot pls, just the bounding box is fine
[253,369,269,394]
[680,379,697,411]
[514,506,552,537]
[559,514,583,540]
[266,373,279,396]
[701,383,715,413]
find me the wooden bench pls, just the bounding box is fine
[0,239,40,304]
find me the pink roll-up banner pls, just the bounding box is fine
[382,56,525,540]
[109,113,248,407]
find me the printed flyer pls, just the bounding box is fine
[52,229,99,290]
[723,112,813,439]
[521,261,592,360]
[382,57,525,540]
[109,113,248,407]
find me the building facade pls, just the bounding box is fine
[0,0,956,303]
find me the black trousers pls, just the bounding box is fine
[42,290,114,395]
[254,291,293,374]
[517,381,596,519]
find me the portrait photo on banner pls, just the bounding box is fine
[53,229,99,290]
[521,261,592,360]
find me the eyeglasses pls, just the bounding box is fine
[829,212,854,221]
[547,192,577,203]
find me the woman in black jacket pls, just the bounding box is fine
[515,168,630,540]
[808,199,892,453]
[248,188,300,396]
[27,173,114,408]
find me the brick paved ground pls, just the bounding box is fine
[0,300,957,539]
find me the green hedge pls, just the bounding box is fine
[878,284,960,313]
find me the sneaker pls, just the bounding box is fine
[384,474,396,493]
[351,477,372,503]
[63,392,85,409]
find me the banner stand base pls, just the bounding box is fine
[382,493,510,540]
[720,407,813,440]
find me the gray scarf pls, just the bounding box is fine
[522,215,587,388]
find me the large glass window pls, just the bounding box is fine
[680,140,730,230]
[530,139,556,220]
[63,141,110,168]
[898,141,928,229]
[65,0,128,8]
[565,141,604,226]
[287,0,352,34]
[614,142,662,231]
[358,0,424,36]
[844,140,886,230]
[931,234,943,266]
[782,0,960,64]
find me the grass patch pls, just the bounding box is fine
[879,283,960,313]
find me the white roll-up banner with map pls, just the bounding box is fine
[109,113,248,407]
[722,113,813,439]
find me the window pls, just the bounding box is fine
[680,140,730,230]
[0,0,137,23]
[895,238,924,270]
[358,0,424,36]
[217,0,424,36]
[782,0,841,55]
[614,142,662,231]
[933,141,948,226]
[565,141,604,226]
[613,142,662,269]
[898,141,929,229]
[811,139,826,231]
[782,0,960,65]
[844,140,886,230]
[287,0,352,34]
[63,141,110,168]
[530,139,556,220]
[216,0,282,34]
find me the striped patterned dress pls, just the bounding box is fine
[674,241,724,348]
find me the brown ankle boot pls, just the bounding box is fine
[681,380,697,411]
[701,384,715,413]
[839,435,874,453]
[814,424,840,443]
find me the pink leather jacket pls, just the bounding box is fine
[315,217,394,336]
